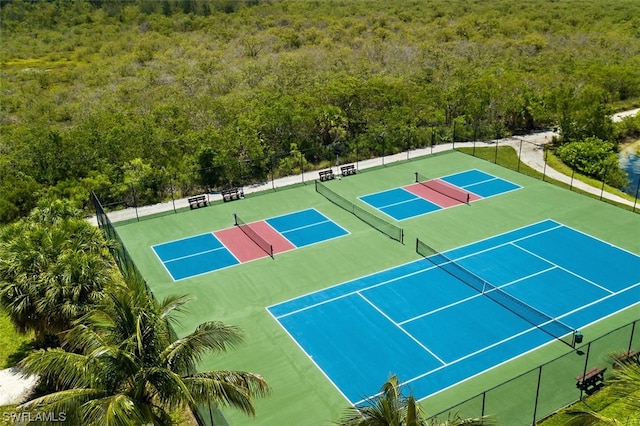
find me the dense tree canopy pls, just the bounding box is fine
[1,0,639,221]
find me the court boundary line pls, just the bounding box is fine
[269,219,640,406]
[163,245,228,264]
[356,318,555,406]
[372,198,443,222]
[511,244,615,295]
[268,219,561,314]
[400,288,640,405]
[438,168,523,200]
[359,188,420,210]
[273,264,440,320]
[264,308,354,405]
[357,292,446,365]
[152,232,239,282]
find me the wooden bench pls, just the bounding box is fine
[221,187,244,203]
[613,349,640,367]
[318,169,335,182]
[340,164,357,177]
[188,195,208,210]
[576,367,606,395]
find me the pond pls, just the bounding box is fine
[619,145,640,195]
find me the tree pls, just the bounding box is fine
[0,199,114,345]
[17,268,270,425]
[336,375,489,426]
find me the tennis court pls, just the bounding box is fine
[359,169,520,220]
[268,219,640,405]
[152,208,348,280]
[113,150,640,425]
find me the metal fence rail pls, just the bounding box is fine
[427,319,639,425]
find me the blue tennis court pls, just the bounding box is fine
[153,208,348,281]
[268,219,640,405]
[360,169,521,221]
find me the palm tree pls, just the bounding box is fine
[17,268,270,424]
[336,375,489,426]
[0,200,114,344]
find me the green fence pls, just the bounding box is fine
[427,319,639,425]
[91,190,229,426]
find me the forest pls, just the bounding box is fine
[1,0,640,222]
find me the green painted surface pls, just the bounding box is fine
[114,151,640,425]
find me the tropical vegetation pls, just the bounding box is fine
[1,0,640,222]
[540,357,640,426]
[335,375,489,426]
[0,200,270,423]
[0,199,115,346]
[16,268,270,425]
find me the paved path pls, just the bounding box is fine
[95,109,639,225]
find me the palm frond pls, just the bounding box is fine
[19,387,107,425]
[84,393,152,426]
[161,321,245,374]
[138,366,194,409]
[19,349,92,389]
[184,370,271,416]
[564,409,622,425]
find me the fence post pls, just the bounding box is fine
[171,174,177,213]
[628,320,637,353]
[634,178,640,213]
[131,183,139,222]
[579,342,592,400]
[570,169,575,191]
[532,365,543,425]
[542,148,549,182]
[599,166,607,201]
[517,139,523,172]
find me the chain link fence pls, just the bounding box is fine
[427,319,639,425]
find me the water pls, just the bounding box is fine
[619,148,640,195]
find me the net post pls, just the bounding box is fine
[233,213,238,226]
[414,172,419,183]
[415,237,419,253]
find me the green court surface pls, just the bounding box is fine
[114,151,640,425]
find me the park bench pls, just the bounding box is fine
[318,169,335,182]
[222,187,244,202]
[576,366,606,395]
[340,164,357,177]
[188,195,208,210]
[613,349,639,368]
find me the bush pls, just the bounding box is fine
[556,137,629,188]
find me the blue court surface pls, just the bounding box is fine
[360,169,521,221]
[152,208,348,281]
[266,208,348,248]
[440,169,521,198]
[268,219,640,405]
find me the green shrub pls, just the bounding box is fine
[556,137,629,188]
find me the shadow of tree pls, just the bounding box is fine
[3,340,35,369]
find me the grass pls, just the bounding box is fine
[539,385,640,425]
[0,308,33,369]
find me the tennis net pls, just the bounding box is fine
[233,214,274,258]
[414,172,470,204]
[315,180,404,244]
[416,238,576,348]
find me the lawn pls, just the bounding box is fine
[0,308,33,369]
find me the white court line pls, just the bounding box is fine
[357,292,446,365]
